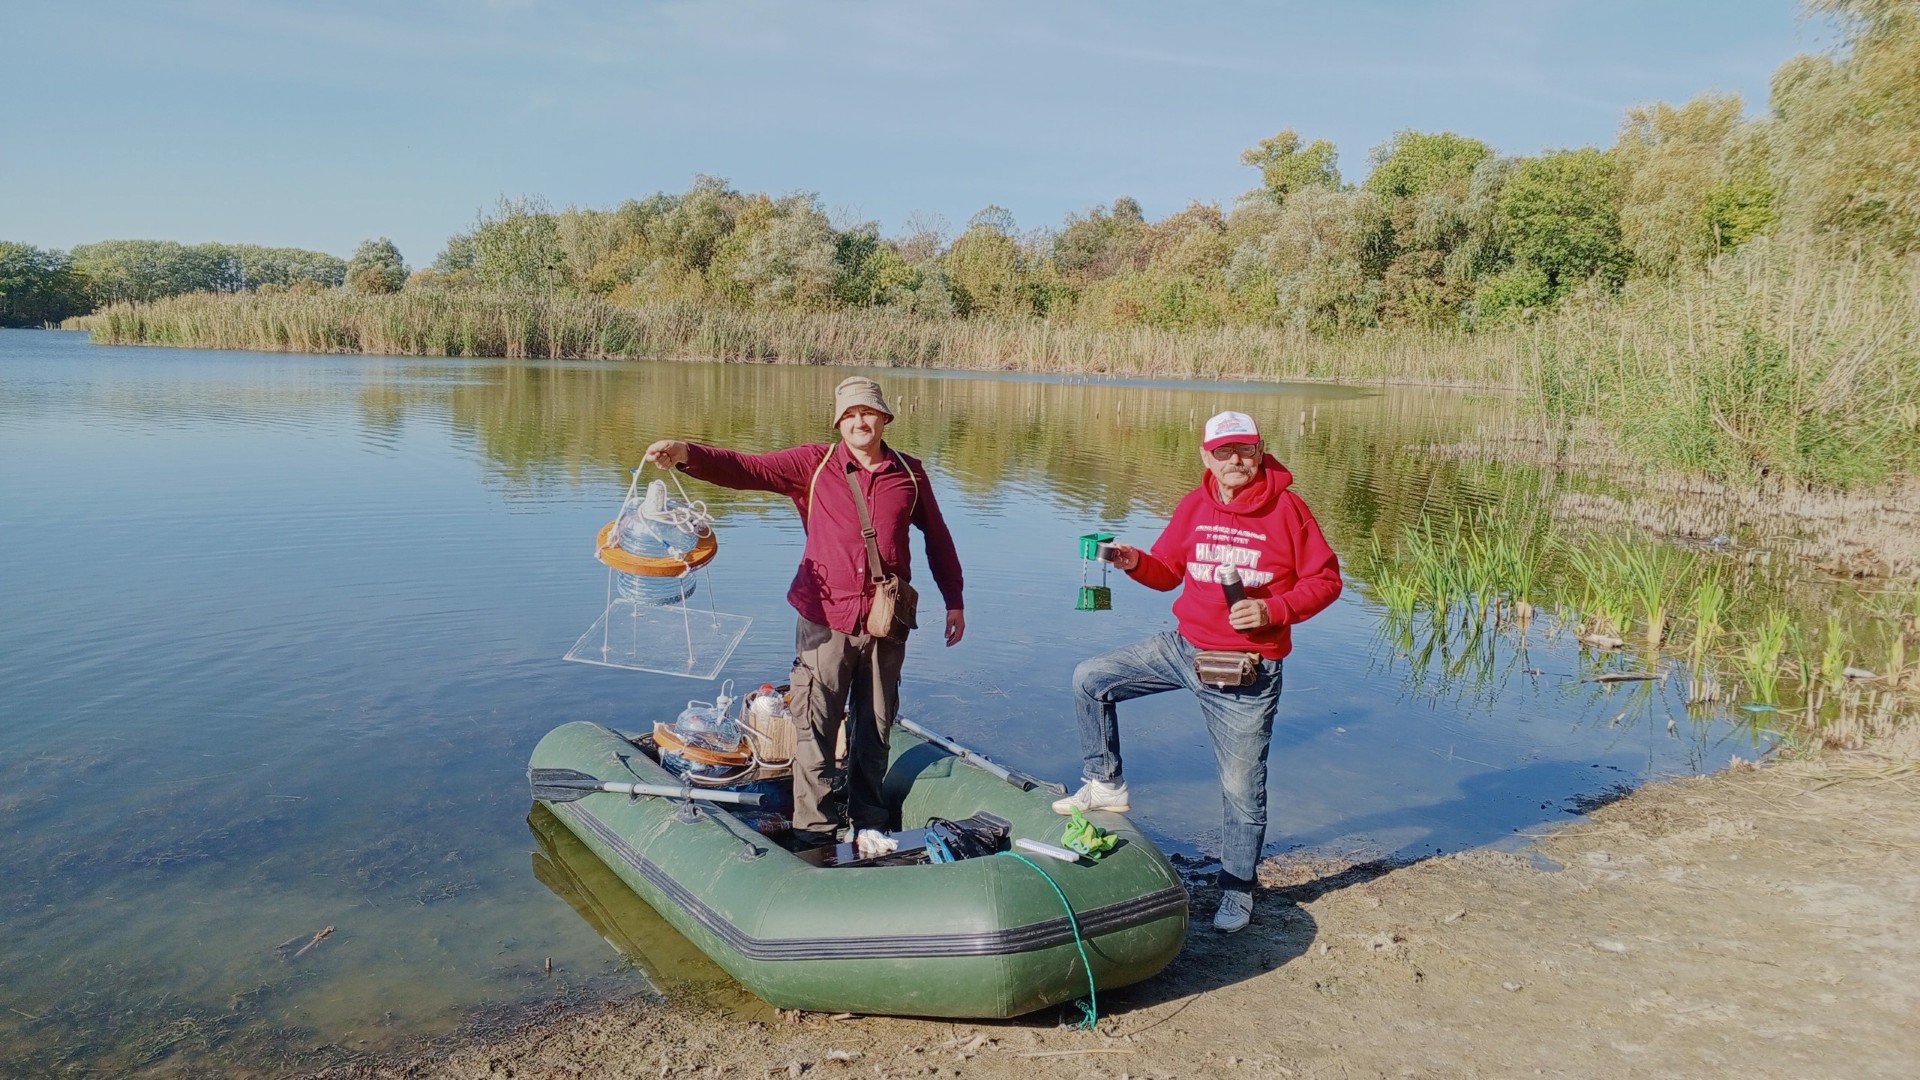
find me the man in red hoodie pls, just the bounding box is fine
[645,377,966,849]
[1053,410,1342,933]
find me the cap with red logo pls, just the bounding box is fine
[1202,411,1261,451]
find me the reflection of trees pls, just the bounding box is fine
[434,362,1520,551]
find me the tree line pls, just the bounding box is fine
[0,238,406,327]
[408,0,1920,334]
[7,0,1915,335]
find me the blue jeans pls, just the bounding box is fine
[1072,630,1283,892]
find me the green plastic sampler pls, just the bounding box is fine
[527,719,1189,1018]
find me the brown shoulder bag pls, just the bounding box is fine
[845,466,918,642]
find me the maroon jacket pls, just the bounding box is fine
[681,441,964,635]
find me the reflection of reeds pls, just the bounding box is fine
[1561,541,1633,641]
[1817,615,1852,694]
[1686,572,1729,661]
[1734,610,1795,707]
[1561,535,1695,647]
[1361,537,1420,623]
[1364,501,1919,750]
[1873,584,1920,692]
[1610,538,1692,648]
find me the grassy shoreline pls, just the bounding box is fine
[69,242,1920,488]
[71,289,1533,386]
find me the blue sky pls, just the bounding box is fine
[2,1,1831,266]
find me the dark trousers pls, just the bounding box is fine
[788,615,906,834]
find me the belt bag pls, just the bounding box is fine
[1194,649,1259,688]
[845,466,918,643]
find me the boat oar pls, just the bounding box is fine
[898,718,1067,796]
[528,768,764,806]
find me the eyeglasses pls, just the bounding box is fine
[1208,443,1260,461]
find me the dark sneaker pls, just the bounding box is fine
[789,828,838,851]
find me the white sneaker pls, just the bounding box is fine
[1051,778,1131,815]
[1214,891,1253,933]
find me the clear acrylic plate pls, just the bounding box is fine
[563,599,753,681]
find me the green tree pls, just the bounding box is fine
[1445,156,1522,283]
[1226,187,1388,331]
[1364,131,1495,327]
[469,198,564,293]
[1053,198,1150,282]
[1364,131,1493,201]
[1496,148,1631,296]
[0,242,89,325]
[1143,201,1231,279]
[967,205,1018,235]
[554,207,629,295]
[434,232,479,272]
[1469,264,1552,327]
[231,245,346,290]
[1614,94,1776,274]
[1769,0,1920,253]
[886,263,958,317]
[346,238,407,295]
[832,226,915,307]
[69,240,231,304]
[728,195,838,310]
[1240,129,1342,204]
[946,215,1030,318]
[619,177,744,302]
[1702,140,1778,252]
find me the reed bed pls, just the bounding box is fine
[1528,241,1920,487]
[75,290,1534,385]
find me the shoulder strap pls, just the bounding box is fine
[900,452,921,518]
[843,466,888,584]
[802,445,835,533]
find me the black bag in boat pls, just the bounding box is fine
[924,812,1011,862]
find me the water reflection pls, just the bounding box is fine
[527,805,771,1021]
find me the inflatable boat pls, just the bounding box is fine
[526,719,1188,1018]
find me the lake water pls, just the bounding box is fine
[0,329,1774,1074]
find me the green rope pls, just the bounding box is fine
[1004,851,1098,1030]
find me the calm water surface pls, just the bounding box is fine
[0,329,1772,1074]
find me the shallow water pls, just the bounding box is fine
[0,329,1773,1074]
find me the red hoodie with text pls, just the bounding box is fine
[1128,455,1342,659]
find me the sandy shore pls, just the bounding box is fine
[321,743,1918,1080]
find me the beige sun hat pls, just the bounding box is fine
[833,376,894,424]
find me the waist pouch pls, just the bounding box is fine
[1193,649,1259,688]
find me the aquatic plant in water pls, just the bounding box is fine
[1734,609,1795,707]
[1363,498,1920,750]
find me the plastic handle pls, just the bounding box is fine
[1014,837,1082,863]
[605,782,763,806]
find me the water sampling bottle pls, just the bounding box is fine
[1218,562,1245,606]
[749,684,786,725]
[673,694,739,751]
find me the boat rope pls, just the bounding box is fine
[1004,851,1098,1031]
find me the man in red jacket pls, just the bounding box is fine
[645,377,965,848]
[1054,410,1341,933]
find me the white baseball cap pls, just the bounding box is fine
[1202,411,1261,451]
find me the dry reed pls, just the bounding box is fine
[74,290,1531,385]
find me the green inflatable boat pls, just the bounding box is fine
[526,719,1189,1018]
